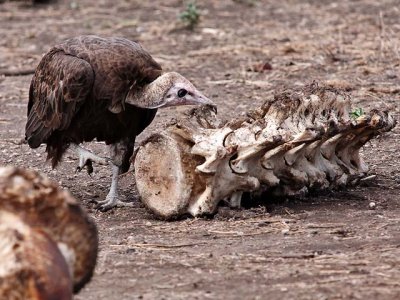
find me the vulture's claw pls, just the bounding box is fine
[96,203,114,213]
[73,144,111,176]
[76,160,94,176]
[85,160,94,175]
[93,198,134,212]
[88,198,98,205]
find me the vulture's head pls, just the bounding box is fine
[127,72,216,111]
[159,72,214,108]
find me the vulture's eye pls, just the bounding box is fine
[177,89,188,98]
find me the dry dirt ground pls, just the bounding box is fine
[1,0,400,299]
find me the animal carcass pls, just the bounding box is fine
[134,83,396,219]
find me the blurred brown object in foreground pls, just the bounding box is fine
[0,166,98,299]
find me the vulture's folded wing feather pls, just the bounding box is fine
[25,49,94,148]
[54,36,163,113]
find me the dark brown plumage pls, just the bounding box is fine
[26,35,161,168]
[0,166,98,299]
[25,35,214,210]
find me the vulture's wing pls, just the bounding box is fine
[25,49,94,148]
[60,36,163,113]
[50,36,163,113]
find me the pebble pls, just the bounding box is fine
[281,228,290,235]
[369,202,376,209]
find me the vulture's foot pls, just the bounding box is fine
[94,164,133,212]
[95,198,134,212]
[76,159,93,175]
[73,144,111,175]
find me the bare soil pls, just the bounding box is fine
[0,0,399,299]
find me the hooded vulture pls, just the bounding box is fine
[25,35,214,210]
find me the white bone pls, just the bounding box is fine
[135,84,396,218]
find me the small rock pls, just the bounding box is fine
[385,69,397,79]
[325,79,353,91]
[248,62,273,73]
[281,228,290,235]
[369,202,376,210]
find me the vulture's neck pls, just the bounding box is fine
[125,73,176,109]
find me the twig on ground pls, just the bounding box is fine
[306,223,347,229]
[207,229,276,236]
[110,242,206,250]
[0,68,35,76]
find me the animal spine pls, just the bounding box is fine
[134,83,396,219]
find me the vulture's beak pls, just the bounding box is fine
[187,92,215,106]
[182,93,217,113]
[163,90,217,111]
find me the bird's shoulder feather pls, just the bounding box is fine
[55,36,162,112]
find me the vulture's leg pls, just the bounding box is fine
[95,139,135,211]
[70,144,110,175]
[95,163,121,210]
